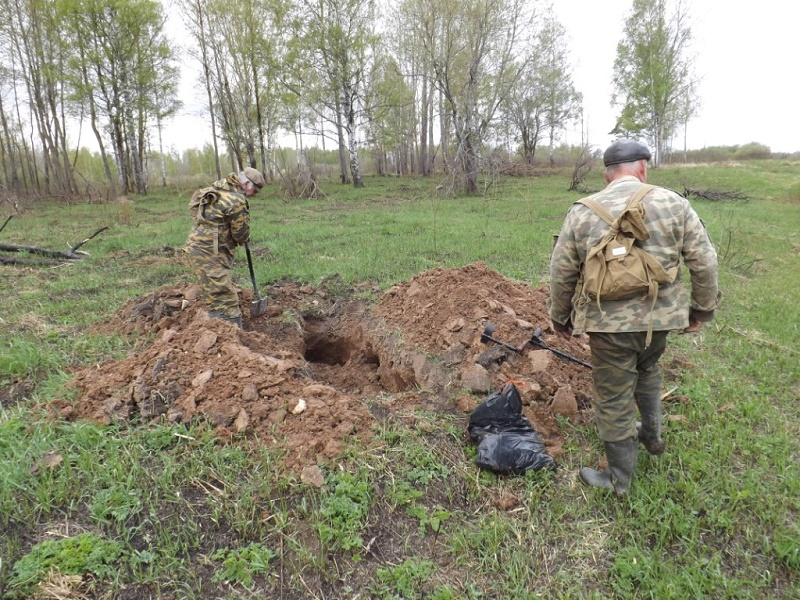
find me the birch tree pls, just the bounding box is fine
[177,0,222,177]
[385,3,434,176]
[152,61,182,187]
[504,65,546,166]
[363,52,414,175]
[404,0,536,194]
[611,0,696,166]
[502,13,579,167]
[61,0,179,195]
[537,16,581,166]
[179,0,303,178]
[0,0,76,195]
[289,0,376,187]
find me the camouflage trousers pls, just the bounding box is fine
[184,245,241,320]
[588,331,669,442]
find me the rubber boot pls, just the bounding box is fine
[226,315,243,329]
[208,311,243,329]
[635,395,665,456]
[579,437,638,496]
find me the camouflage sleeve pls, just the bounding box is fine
[681,206,720,321]
[228,198,250,246]
[548,209,583,326]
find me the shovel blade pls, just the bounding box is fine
[250,297,268,317]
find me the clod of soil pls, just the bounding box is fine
[61,262,595,471]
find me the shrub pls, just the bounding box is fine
[733,142,771,160]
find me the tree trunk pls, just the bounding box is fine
[419,74,431,176]
[428,97,435,175]
[156,112,167,187]
[439,88,449,174]
[197,4,221,179]
[463,138,478,194]
[250,54,268,178]
[0,93,20,191]
[111,117,128,193]
[13,80,35,191]
[125,100,147,195]
[342,88,363,188]
[334,99,350,185]
[92,116,117,201]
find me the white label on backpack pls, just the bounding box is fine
[612,247,627,257]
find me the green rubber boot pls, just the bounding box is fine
[208,311,243,329]
[579,437,638,496]
[635,395,665,456]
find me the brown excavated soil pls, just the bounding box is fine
[60,262,594,472]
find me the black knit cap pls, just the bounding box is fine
[603,139,651,167]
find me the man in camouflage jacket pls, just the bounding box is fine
[184,167,265,328]
[549,139,719,496]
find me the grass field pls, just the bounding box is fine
[1,160,799,598]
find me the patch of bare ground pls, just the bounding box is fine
[0,376,37,408]
[59,261,597,472]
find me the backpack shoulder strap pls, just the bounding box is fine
[579,184,656,225]
[624,184,655,211]
[578,197,615,225]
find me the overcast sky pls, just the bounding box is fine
[160,0,800,154]
[553,0,800,153]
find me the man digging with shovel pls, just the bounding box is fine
[184,167,266,328]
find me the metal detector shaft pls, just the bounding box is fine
[526,329,592,369]
[482,333,523,354]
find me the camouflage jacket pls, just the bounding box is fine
[185,173,250,257]
[549,176,720,335]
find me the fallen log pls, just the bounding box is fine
[0,254,66,266]
[0,242,88,259]
[0,226,109,265]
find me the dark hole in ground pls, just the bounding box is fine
[303,315,377,366]
[301,313,414,396]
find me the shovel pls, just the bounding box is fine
[244,243,268,317]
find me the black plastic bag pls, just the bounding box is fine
[468,381,557,474]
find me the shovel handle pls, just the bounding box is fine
[245,243,260,297]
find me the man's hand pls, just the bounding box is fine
[683,317,703,333]
[551,320,573,340]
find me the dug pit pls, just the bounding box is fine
[61,262,596,471]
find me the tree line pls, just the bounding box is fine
[0,0,696,199]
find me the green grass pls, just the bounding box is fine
[1,160,799,598]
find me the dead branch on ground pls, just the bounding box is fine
[0,226,109,266]
[68,226,109,253]
[683,187,750,202]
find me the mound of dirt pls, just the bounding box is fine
[61,262,594,471]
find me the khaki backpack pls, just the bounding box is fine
[188,186,220,224]
[577,184,678,344]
